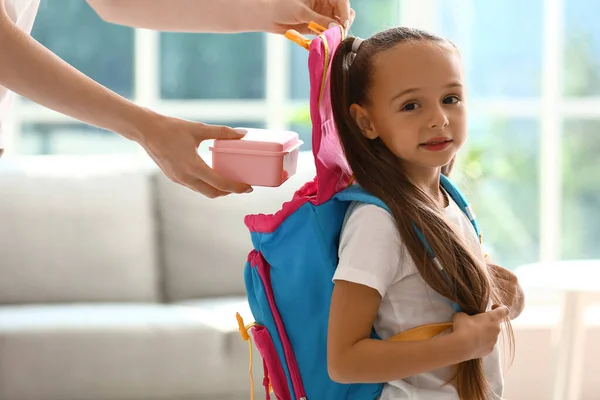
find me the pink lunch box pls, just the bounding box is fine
[210,128,304,187]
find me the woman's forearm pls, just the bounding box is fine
[86,0,270,33]
[0,11,148,142]
[329,333,469,384]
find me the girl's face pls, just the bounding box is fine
[351,40,467,177]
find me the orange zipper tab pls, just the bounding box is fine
[308,21,326,35]
[285,29,311,50]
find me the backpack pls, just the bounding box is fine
[235,23,481,400]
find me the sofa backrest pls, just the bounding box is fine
[0,152,318,304]
[0,155,160,304]
[154,151,317,301]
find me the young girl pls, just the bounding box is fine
[327,27,525,400]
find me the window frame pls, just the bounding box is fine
[6,0,600,264]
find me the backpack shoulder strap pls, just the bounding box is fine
[440,175,480,239]
[331,185,390,212]
[334,178,479,239]
[334,182,462,313]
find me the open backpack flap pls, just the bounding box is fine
[234,22,483,400]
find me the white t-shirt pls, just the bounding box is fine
[333,193,504,400]
[0,0,40,148]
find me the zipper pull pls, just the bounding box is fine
[284,29,311,50]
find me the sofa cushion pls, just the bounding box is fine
[0,298,257,400]
[155,151,317,300]
[0,155,160,304]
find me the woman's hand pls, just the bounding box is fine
[452,305,509,360]
[267,0,356,34]
[136,111,253,197]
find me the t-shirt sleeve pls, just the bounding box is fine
[333,203,405,298]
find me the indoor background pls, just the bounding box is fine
[1,1,599,398]
[4,0,599,270]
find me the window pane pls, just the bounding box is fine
[17,120,269,156]
[454,117,540,268]
[561,119,600,259]
[17,123,138,155]
[160,33,265,99]
[346,0,400,39]
[564,0,600,97]
[290,0,400,99]
[436,0,543,98]
[287,105,312,151]
[31,2,134,98]
[289,46,310,100]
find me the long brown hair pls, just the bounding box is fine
[330,27,513,400]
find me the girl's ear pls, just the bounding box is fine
[349,104,378,139]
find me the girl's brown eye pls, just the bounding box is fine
[443,95,460,104]
[402,102,421,111]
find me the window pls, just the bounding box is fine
[18,123,137,155]
[436,0,543,98]
[7,0,600,269]
[559,0,600,261]
[160,33,265,99]
[561,119,600,260]
[31,1,134,98]
[564,0,600,97]
[454,117,541,267]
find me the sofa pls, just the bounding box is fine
[0,151,317,400]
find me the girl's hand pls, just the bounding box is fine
[452,305,508,360]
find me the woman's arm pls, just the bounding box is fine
[86,0,268,33]
[0,0,144,142]
[327,280,470,383]
[86,0,353,34]
[0,0,251,197]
